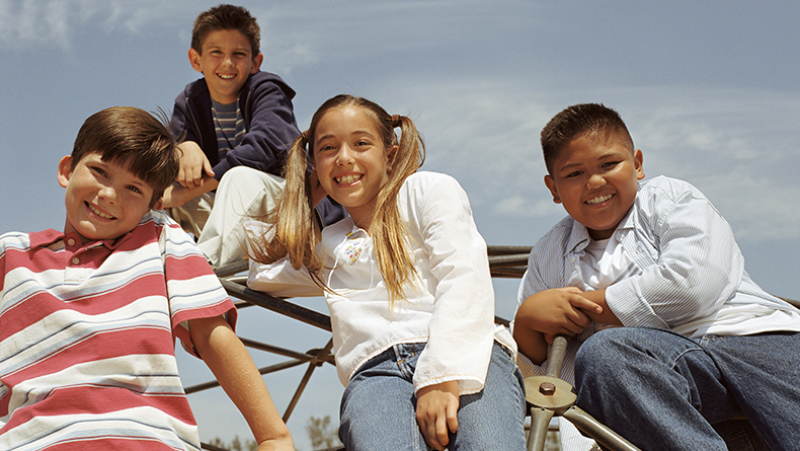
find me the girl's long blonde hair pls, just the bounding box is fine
[248,95,426,306]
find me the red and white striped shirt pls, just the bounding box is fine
[0,210,236,450]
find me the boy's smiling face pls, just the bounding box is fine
[189,29,263,104]
[545,129,644,240]
[58,153,155,244]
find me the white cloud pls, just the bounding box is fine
[359,79,800,242]
[0,0,187,49]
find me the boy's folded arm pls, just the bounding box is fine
[514,288,609,364]
[607,187,742,328]
[162,177,220,209]
[513,323,548,364]
[189,315,295,450]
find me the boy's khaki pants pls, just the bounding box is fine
[170,166,285,268]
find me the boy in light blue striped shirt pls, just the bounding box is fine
[513,103,800,451]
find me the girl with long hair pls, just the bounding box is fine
[247,94,525,450]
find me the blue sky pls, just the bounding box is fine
[1,1,799,449]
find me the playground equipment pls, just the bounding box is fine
[195,246,799,451]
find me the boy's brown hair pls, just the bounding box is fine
[541,103,635,175]
[71,107,179,208]
[191,4,261,57]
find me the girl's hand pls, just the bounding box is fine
[415,381,460,450]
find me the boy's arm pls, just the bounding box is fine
[513,287,605,364]
[189,315,294,451]
[605,180,742,328]
[161,176,219,209]
[576,289,621,326]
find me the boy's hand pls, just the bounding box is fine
[177,141,214,189]
[415,381,459,450]
[516,287,602,338]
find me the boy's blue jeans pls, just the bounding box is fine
[339,342,527,450]
[574,327,800,451]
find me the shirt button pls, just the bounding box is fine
[71,257,80,265]
[67,239,75,246]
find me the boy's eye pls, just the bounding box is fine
[602,161,620,168]
[91,166,107,177]
[127,186,142,194]
[565,171,583,178]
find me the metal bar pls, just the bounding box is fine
[527,407,554,451]
[283,339,335,422]
[562,406,641,451]
[488,254,531,267]
[214,260,250,278]
[220,279,332,331]
[545,336,568,378]
[487,245,533,255]
[201,441,231,451]
[185,359,309,394]
[490,267,528,278]
[238,337,333,364]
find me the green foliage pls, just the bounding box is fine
[206,435,258,451]
[306,415,342,450]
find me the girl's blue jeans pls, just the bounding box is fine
[339,341,527,450]
[574,327,800,451]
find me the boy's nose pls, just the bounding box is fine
[98,185,118,204]
[586,173,606,189]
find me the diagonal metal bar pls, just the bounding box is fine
[282,339,335,422]
[185,359,310,394]
[238,337,333,364]
[219,278,331,331]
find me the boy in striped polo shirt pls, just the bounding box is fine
[513,103,800,451]
[0,106,294,450]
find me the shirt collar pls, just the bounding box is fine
[565,204,636,255]
[28,228,135,251]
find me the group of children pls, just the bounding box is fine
[1,3,797,451]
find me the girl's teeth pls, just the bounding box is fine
[337,175,360,184]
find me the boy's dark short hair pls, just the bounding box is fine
[541,103,635,175]
[191,4,260,57]
[72,107,180,208]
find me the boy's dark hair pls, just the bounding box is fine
[541,103,634,175]
[191,4,260,57]
[71,107,180,208]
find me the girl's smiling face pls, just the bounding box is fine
[312,105,396,230]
